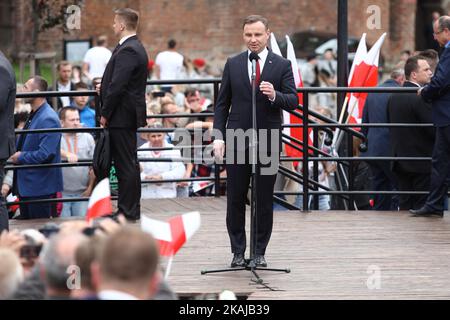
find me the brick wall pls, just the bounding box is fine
[11,0,421,72]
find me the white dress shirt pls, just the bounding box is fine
[98,289,139,300]
[247,47,269,82]
[119,34,136,45]
[57,81,71,107]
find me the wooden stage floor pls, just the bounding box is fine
[9,197,450,300]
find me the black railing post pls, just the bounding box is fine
[337,0,349,116]
[313,126,319,210]
[93,78,101,131]
[347,132,355,209]
[302,93,310,212]
[213,81,221,198]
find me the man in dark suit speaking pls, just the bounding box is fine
[213,15,298,267]
[0,51,16,232]
[97,8,148,221]
[412,16,450,217]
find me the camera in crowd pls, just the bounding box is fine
[19,229,45,259]
[36,214,121,239]
[151,91,166,98]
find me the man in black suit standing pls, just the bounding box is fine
[387,55,434,210]
[213,15,298,267]
[0,50,16,232]
[361,69,405,210]
[97,8,148,221]
[411,16,450,217]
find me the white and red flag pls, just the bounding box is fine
[270,32,282,56]
[85,178,113,222]
[270,33,312,168]
[141,211,201,257]
[141,211,201,278]
[285,34,313,163]
[345,33,386,125]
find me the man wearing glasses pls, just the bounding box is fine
[411,16,450,217]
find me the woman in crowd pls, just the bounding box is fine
[138,122,185,199]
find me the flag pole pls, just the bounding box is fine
[332,96,349,147]
[337,96,349,125]
[333,95,359,150]
[165,254,174,279]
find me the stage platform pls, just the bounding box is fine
[9,197,450,300]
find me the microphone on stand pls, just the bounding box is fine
[249,52,259,82]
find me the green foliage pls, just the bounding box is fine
[13,62,53,84]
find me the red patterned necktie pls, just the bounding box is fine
[255,59,261,86]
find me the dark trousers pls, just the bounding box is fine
[19,194,57,219]
[109,128,141,219]
[0,161,8,232]
[425,126,450,211]
[368,160,399,210]
[394,169,430,210]
[226,152,277,255]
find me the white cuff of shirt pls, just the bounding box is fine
[269,91,276,102]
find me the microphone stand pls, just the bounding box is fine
[248,57,258,271]
[201,53,290,288]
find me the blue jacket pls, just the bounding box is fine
[421,46,450,126]
[361,79,400,157]
[16,102,63,197]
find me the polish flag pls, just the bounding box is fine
[285,35,313,163]
[141,211,201,257]
[270,32,282,56]
[346,33,386,126]
[85,178,113,222]
[271,33,312,168]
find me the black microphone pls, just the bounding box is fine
[249,52,259,81]
[249,52,259,62]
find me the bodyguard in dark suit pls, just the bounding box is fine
[361,71,404,210]
[0,51,16,232]
[387,56,434,210]
[412,16,450,217]
[213,15,298,267]
[98,8,148,220]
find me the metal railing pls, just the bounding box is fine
[6,81,434,213]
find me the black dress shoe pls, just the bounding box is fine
[254,255,267,267]
[124,215,140,222]
[230,253,246,268]
[410,207,444,217]
[110,211,140,222]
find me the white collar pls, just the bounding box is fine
[247,47,269,62]
[247,47,269,80]
[119,34,136,45]
[58,81,71,89]
[407,80,421,88]
[98,289,139,300]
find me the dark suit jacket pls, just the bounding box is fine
[387,81,435,173]
[421,45,450,126]
[361,79,400,157]
[213,49,298,151]
[48,82,76,110]
[0,51,16,160]
[16,102,63,197]
[100,35,148,129]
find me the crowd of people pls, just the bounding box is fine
[0,216,178,300]
[2,14,449,219]
[1,5,450,299]
[1,73,222,221]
